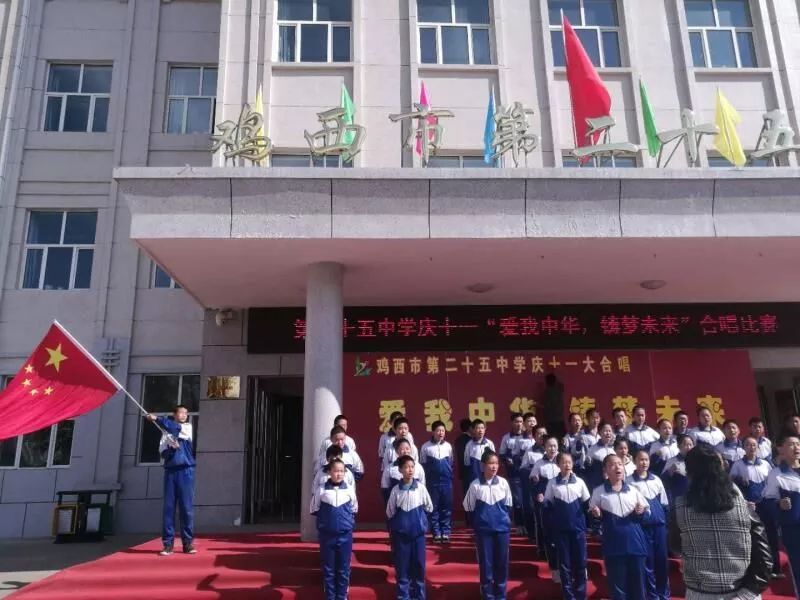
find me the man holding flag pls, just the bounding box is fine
[0,321,196,556]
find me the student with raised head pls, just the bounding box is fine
[387,454,434,600]
[749,416,773,463]
[628,450,670,600]
[312,445,355,492]
[543,451,591,598]
[382,417,419,471]
[589,454,650,600]
[382,438,426,505]
[420,420,454,543]
[146,405,196,556]
[463,449,513,600]
[688,406,724,447]
[531,437,561,566]
[765,435,800,594]
[464,418,495,485]
[731,436,782,580]
[649,419,678,477]
[379,412,415,471]
[520,425,547,545]
[662,434,694,505]
[499,412,525,531]
[319,414,356,458]
[318,425,364,481]
[715,419,745,470]
[585,422,616,492]
[624,406,659,454]
[311,459,358,600]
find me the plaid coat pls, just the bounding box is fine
[671,492,755,597]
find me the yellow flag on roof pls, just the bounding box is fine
[713,89,746,167]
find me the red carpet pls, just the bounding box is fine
[8,531,797,600]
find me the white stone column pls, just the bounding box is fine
[300,262,344,541]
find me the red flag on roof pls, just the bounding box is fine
[0,322,119,440]
[563,14,611,148]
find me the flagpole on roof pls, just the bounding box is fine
[561,9,578,152]
[52,320,166,432]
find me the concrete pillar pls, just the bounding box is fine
[300,262,344,541]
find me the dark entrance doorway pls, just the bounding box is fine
[244,377,303,524]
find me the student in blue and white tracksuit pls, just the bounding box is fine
[590,454,651,600]
[464,419,496,485]
[614,438,636,479]
[318,414,356,458]
[585,424,616,492]
[765,435,800,596]
[624,406,660,455]
[749,417,773,463]
[146,406,196,556]
[311,459,358,600]
[661,434,694,505]
[313,445,356,492]
[387,455,434,600]
[500,413,525,529]
[581,408,601,450]
[380,416,417,472]
[382,438,426,506]
[318,425,365,482]
[715,419,745,470]
[520,427,546,546]
[420,421,453,543]
[688,407,724,447]
[463,450,513,600]
[543,452,590,599]
[531,437,561,569]
[563,413,588,481]
[628,450,670,600]
[731,436,782,579]
[649,419,678,478]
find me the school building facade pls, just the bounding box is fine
[2,0,800,537]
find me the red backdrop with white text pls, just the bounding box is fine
[342,349,758,522]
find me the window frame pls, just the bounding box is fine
[137,374,200,467]
[20,210,97,291]
[562,153,638,168]
[151,262,182,289]
[427,154,496,168]
[548,0,623,68]
[271,153,353,168]
[43,63,112,133]
[276,0,353,63]
[684,0,757,68]
[0,376,74,469]
[417,0,492,65]
[164,65,218,134]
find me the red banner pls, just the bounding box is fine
[343,350,758,522]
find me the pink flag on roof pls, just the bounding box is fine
[415,81,438,156]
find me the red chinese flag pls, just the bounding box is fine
[563,14,612,148]
[0,321,119,440]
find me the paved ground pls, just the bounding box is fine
[0,535,152,598]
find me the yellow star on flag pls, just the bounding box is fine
[44,344,68,372]
[22,379,31,387]
[44,387,54,396]
[24,364,34,374]
[30,389,38,396]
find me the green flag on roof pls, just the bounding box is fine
[341,83,355,145]
[639,79,661,158]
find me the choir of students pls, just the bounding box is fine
[308,408,800,600]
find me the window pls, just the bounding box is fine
[417,0,492,65]
[277,0,352,63]
[0,377,74,469]
[44,64,111,132]
[22,211,97,290]
[165,66,217,134]
[549,0,622,67]
[271,153,353,167]
[428,155,495,167]
[151,263,182,289]
[562,154,637,167]
[138,374,200,465]
[684,0,756,68]
[707,154,773,167]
